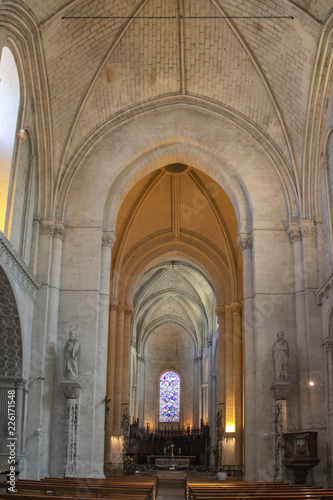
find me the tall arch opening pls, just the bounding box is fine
[105,163,243,472]
[0,46,20,234]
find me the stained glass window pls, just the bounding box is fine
[159,371,180,422]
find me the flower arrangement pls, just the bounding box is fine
[123,456,135,474]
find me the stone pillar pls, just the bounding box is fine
[113,303,125,434]
[231,301,242,465]
[224,305,233,433]
[193,356,201,428]
[42,221,65,476]
[299,220,323,429]
[323,337,333,487]
[105,299,118,463]
[271,382,291,480]
[122,306,133,407]
[61,381,81,477]
[237,232,254,479]
[216,306,226,411]
[137,354,145,425]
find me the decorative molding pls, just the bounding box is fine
[322,337,333,352]
[109,299,119,311]
[125,306,133,316]
[231,301,242,314]
[237,232,252,250]
[286,223,302,243]
[39,218,55,236]
[316,272,333,303]
[321,153,329,169]
[0,231,40,301]
[270,381,291,400]
[299,220,316,238]
[102,231,116,248]
[54,222,66,241]
[61,380,81,399]
[215,305,225,318]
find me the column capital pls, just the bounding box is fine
[323,337,333,352]
[215,305,225,318]
[231,301,242,314]
[286,222,302,243]
[321,153,329,168]
[102,231,116,248]
[109,299,119,311]
[237,232,252,250]
[125,305,133,316]
[54,221,66,240]
[299,219,316,238]
[39,218,55,236]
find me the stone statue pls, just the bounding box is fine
[63,330,80,380]
[272,331,289,382]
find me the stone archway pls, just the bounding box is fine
[105,163,244,470]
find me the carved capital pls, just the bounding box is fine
[17,129,27,142]
[54,222,66,240]
[231,301,242,315]
[286,223,302,243]
[40,219,55,236]
[125,306,133,317]
[270,381,291,400]
[61,380,81,399]
[299,220,316,239]
[323,337,333,353]
[109,299,119,311]
[321,153,329,169]
[237,232,252,250]
[215,305,225,319]
[102,231,116,248]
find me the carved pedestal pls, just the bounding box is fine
[283,431,320,484]
[271,382,291,481]
[62,381,81,477]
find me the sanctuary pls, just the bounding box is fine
[0,0,333,488]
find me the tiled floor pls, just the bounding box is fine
[156,479,186,500]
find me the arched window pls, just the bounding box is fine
[0,46,20,234]
[159,371,180,422]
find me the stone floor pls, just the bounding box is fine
[156,478,185,500]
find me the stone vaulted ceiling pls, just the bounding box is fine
[14,0,330,185]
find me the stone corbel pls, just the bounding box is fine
[237,232,252,250]
[102,231,116,248]
[286,222,302,244]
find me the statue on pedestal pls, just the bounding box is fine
[63,330,80,380]
[272,331,289,382]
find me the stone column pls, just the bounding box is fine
[98,232,115,474]
[299,220,323,429]
[137,354,145,425]
[113,303,125,434]
[61,381,81,477]
[105,299,118,463]
[231,301,242,465]
[122,306,133,407]
[224,305,233,433]
[323,337,333,487]
[216,306,226,411]
[286,223,307,429]
[42,222,65,476]
[271,382,291,481]
[193,356,201,428]
[237,232,255,480]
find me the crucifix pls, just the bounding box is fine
[171,443,175,457]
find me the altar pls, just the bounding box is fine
[147,456,196,469]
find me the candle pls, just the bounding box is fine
[179,447,181,455]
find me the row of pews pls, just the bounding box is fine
[0,476,157,499]
[186,479,333,500]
